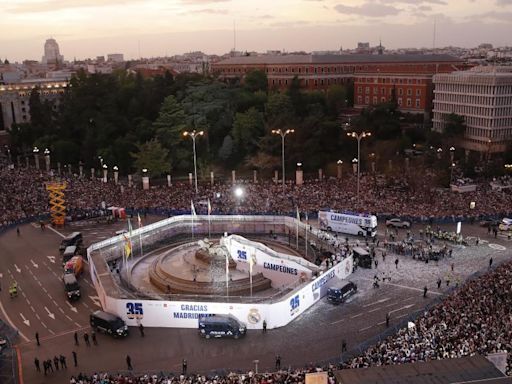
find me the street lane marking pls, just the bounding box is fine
[48,226,66,238]
[0,299,29,341]
[350,313,363,319]
[360,279,444,296]
[359,325,372,332]
[368,307,381,313]
[363,297,391,307]
[330,318,344,325]
[65,315,73,321]
[389,303,415,314]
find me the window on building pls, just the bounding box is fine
[373,87,378,94]
[407,89,412,96]
[398,88,403,96]
[381,97,386,103]
[415,99,420,108]
[365,96,370,104]
[365,87,370,94]
[373,96,378,104]
[416,89,421,96]
[407,98,412,106]
[358,86,362,93]
[398,97,402,106]
[381,87,386,95]
[357,96,362,104]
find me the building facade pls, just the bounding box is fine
[432,66,512,154]
[42,38,64,65]
[212,54,463,115]
[0,80,68,132]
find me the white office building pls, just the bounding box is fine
[433,66,512,154]
[41,38,64,65]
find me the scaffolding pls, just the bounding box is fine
[46,182,67,226]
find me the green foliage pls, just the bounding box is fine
[131,139,170,177]
[265,93,294,128]
[326,85,348,115]
[444,113,466,137]
[357,102,401,140]
[244,70,268,93]
[218,135,234,161]
[232,107,265,154]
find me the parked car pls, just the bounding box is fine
[498,218,512,231]
[385,218,411,229]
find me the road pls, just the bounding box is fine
[0,218,510,383]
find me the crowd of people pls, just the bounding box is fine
[345,260,512,375]
[1,166,511,381]
[1,166,512,230]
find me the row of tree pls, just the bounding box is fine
[10,68,500,179]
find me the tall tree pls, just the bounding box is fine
[131,139,170,177]
[244,70,268,93]
[232,107,265,155]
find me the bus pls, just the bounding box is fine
[318,211,378,237]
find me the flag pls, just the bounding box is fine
[123,234,132,258]
[296,207,300,221]
[305,212,309,223]
[207,199,212,215]
[137,213,142,228]
[191,200,197,216]
[128,218,133,239]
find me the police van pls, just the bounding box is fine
[198,314,247,339]
[90,311,129,338]
[59,232,83,253]
[327,281,358,304]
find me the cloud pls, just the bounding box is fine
[380,0,446,4]
[496,0,512,5]
[470,10,512,21]
[334,2,401,17]
[192,8,229,14]
[6,0,144,13]
[180,0,230,3]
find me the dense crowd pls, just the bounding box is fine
[69,367,338,384]
[345,260,512,375]
[68,260,511,383]
[1,166,512,230]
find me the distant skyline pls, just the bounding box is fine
[1,0,512,62]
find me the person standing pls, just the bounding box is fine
[16,227,20,236]
[423,286,428,298]
[395,258,399,269]
[60,355,67,369]
[84,332,90,346]
[53,356,59,371]
[72,351,78,367]
[262,320,267,333]
[437,278,442,289]
[35,332,40,346]
[275,355,281,370]
[182,358,187,375]
[139,323,144,337]
[34,357,40,372]
[489,257,493,269]
[46,359,53,373]
[386,313,390,327]
[126,355,133,370]
[74,331,79,346]
[91,331,97,345]
[341,339,347,352]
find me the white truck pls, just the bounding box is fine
[318,211,378,237]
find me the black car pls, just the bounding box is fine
[63,274,81,301]
[59,232,83,253]
[198,314,247,339]
[90,311,128,338]
[327,281,358,304]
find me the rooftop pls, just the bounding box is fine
[215,54,462,66]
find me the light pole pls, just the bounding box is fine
[347,131,371,201]
[183,130,204,194]
[449,146,455,163]
[43,148,50,173]
[113,165,119,184]
[436,147,443,160]
[450,162,456,184]
[271,128,295,193]
[337,160,343,179]
[33,147,40,169]
[102,164,108,183]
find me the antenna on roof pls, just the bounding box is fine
[432,17,437,50]
[233,20,236,53]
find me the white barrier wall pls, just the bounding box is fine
[101,256,353,330]
[222,235,316,288]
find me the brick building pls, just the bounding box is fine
[212,54,464,116]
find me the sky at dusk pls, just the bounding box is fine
[1,0,511,62]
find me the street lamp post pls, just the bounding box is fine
[33,147,40,170]
[337,160,343,179]
[183,130,204,194]
[113,166,119,184]
[449,146,455,163]
[450,162,456,184]
[43,148,50,173]
[271,129,295,193]
[436,147,443,160]
[347,131,371,201]
[102,164,108,183]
